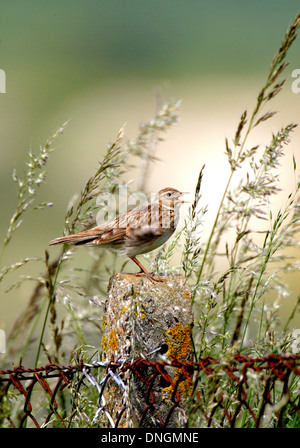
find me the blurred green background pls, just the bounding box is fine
[1,1,300,340]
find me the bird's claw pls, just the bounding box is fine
[136,271,163,283]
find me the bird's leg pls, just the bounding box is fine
[129,256,163,283]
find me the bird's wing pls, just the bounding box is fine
[92,227,127,245]
[125,225,165,247]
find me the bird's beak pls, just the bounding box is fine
[179,192,189,203]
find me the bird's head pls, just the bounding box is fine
[155,188,187,206]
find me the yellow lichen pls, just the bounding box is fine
[137,304,146,319]
[102,317,107,332]
[108,329,118,352]
[101,335,108,356]
[165,323,193,362]
[162,322,193,402]
[101,329,118,358]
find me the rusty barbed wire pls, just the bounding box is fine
[0,354,299,428]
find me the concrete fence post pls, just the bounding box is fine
[101,273,193,428]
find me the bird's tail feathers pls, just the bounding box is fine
[49,233,97,246]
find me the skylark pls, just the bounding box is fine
[50,187,186,282]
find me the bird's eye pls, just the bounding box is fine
[166,192,171,197]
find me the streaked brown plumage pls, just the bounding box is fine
[50,187,186,282]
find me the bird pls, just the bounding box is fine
[50,187,186,282]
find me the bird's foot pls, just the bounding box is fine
[136,271,163,283]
